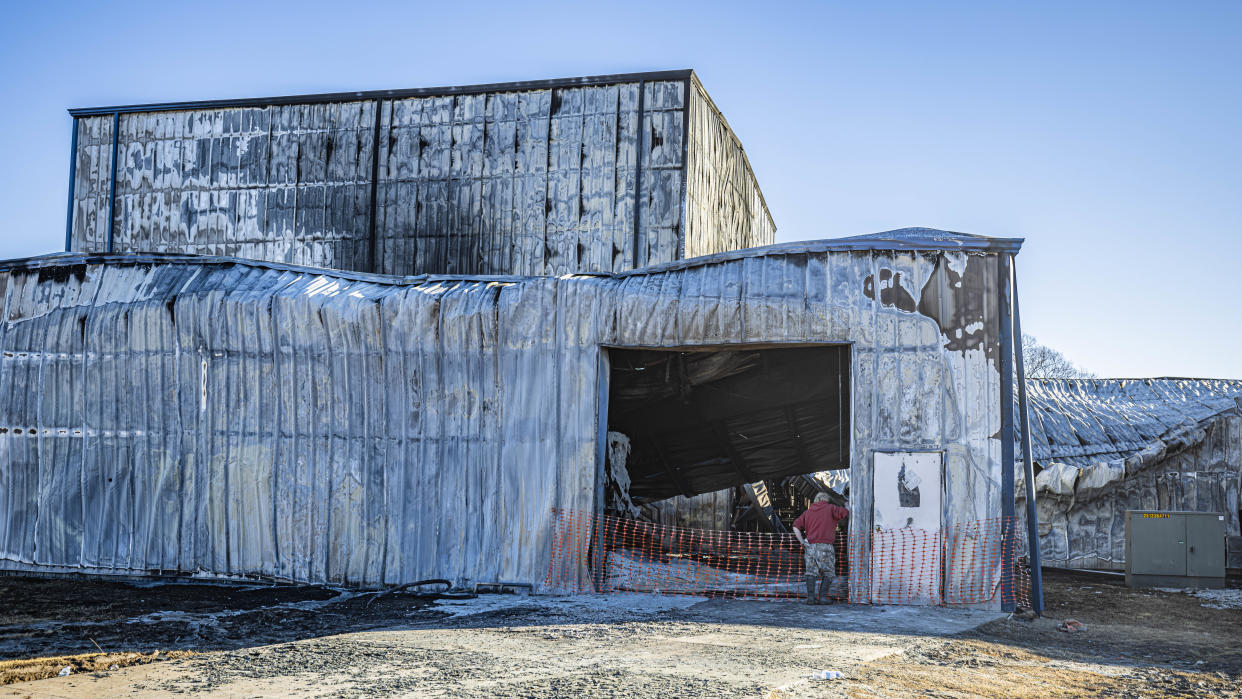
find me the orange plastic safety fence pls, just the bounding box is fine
[546,509,1031,608]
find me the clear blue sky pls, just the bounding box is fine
[1,1,1238,379]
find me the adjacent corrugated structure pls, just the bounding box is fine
[0,228,1025,604]
[65,71,774,277]
[1021,378,1242,570]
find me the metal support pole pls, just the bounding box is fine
[676,74,691,260]
[1012,262,1045,613]
[592,349,611,592]
[631,80,645,268]
[106,112,120,253]
[64,118,79,252]
[997,253,1016,611]
[367,99,383,274]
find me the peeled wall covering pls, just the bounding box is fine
[0,229,1020,603]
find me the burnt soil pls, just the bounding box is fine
[1,569,1240,697]
[0,576,441,685]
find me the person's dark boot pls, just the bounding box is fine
[817,575,834,605]
[805,576,818,604]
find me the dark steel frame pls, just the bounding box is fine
[63,120,78,252]
[1011,262,1045,613]
[631,80,646,269]
[106,112,119,252]
[997,251,1044,614]
[677,75,692,260]
[367,99,383,271]
[998,253,1016,611]
[592,348,612,593]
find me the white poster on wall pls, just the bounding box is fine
[870,451,943,604]
[872,451,941,531]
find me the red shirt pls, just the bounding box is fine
[793,502,849,544]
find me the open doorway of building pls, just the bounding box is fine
[602,344,851,529]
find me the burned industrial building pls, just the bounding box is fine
[1022,378,1242,573]
[1,71,1038,609]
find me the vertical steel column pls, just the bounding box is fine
[676,75,692,260]
[631,80,646,268]
[998,252,1016,611]
[64,118,79,252]
[1011,262,1045,613]
[106,112,120,252]
[592,349,612,592]
[367,99,384,274]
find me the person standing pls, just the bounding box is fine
[792,493,849,605]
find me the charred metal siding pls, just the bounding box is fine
[1020,379,1242,570]
[76,103,380,269]
[683,78,776,258]
[0,229,1020,604]
[69,117,116,252]
[0,261,599,589]
[67,72,773,277]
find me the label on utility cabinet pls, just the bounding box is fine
[1142,513,1170,519]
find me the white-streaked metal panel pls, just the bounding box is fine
[69,77,772,278]
[1,235,1010,604]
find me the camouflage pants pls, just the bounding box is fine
[804,542,836,578]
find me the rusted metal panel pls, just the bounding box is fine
[0,229,1018,604]
[1020,378,1242,570]
[67,73,773,277]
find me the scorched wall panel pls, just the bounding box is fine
[68,73,768,277]
[1,229,1021,604]
[683,79,776,258]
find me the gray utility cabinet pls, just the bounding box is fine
[1125,510,1226,588]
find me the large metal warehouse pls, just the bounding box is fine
[0,71,1036,608]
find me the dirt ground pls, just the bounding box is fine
[1,570,1239,697]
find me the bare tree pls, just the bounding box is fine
[1021,334,1094,379]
